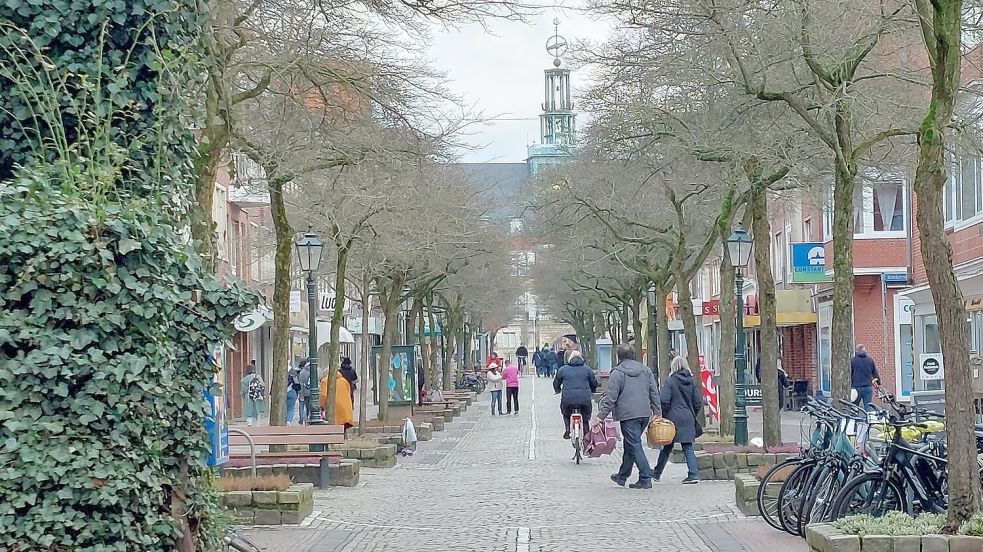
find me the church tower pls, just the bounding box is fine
[527,20,577,175]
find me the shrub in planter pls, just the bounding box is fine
[834,512,946,536]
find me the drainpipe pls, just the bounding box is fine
[882,276,889,392]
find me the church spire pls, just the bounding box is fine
[540,18,575,147]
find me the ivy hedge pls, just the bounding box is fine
[0,0,256,549]
[0,175,255,549]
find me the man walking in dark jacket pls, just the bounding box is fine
[851,344,880,411]
[594,345,662,489]
[553,349,598,439]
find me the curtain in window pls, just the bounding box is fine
[874,182,901,232]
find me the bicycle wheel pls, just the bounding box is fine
[777,461,815,535]
[830,473,907,519]
[757,459,800,531]
[573,438,582,464]
[799,462,846,535]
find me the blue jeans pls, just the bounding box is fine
[855,385,874,411]
[654,442,699,480]
[299,396,310,424]
[286,388,297,423]
[616,417,654,483]
[490,390,503,415]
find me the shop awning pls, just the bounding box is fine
[315,320,356,349]
[742,289,816,328]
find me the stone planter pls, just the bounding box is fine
[223,458,360,487]
[222,483,315,525]
[692,451,794,480]
[805,524,983,552]
[334,443,397,468]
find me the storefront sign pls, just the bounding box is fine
[919,353,945,380]
[884,273,908,283]
[790,243,832,283]
[744,384,762,406]
[290,290,301,314]
[233,305,272,332]
[319,291,352,314]
[702,299,720,317]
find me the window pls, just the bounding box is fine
[945,151,983,225]
[229,221,240,272]
[855,182,905,235]
[773,231,786,283]
[803,218,813,241]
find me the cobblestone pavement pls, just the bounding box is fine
[240,377,806,551]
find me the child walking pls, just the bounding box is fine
[487,363,504,415]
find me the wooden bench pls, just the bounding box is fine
[229,425,346,489]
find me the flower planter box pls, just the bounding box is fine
[692,451,794,480]
[805,523,983,552]
[223,458,360,487]
[222,483,316,525]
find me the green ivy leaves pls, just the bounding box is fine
[0,179,256,549]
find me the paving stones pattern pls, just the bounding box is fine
[240,377,806,552]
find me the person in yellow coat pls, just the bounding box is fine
[320,371,354,429]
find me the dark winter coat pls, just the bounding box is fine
[516,346,528,359]
[596,360,662,422]
[850,351,880,388]
[660,369,703,444]
[340,364,358,391]
[545,349,560,369]
[532,350,545,368]
[553,356,598,406]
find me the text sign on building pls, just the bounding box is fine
[702,299,720,317]
[744,384,762,406]
[790,242,832,283]
[919,354,945,381]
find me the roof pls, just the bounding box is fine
[453,162,532,219]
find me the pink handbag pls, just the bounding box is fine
[584,419,619,458]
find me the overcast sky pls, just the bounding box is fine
[427,6,614,163]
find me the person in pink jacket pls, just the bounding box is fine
[502,363,520,415]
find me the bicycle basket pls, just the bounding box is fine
[646,418,675,448]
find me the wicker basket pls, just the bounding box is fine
[646,418,676,447]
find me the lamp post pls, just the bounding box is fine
[295,226,324,424]
[727,224,754,446]
[646,284,658,372]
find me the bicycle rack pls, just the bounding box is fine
[228,427,257,478]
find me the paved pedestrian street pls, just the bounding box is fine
[241,377,806,551]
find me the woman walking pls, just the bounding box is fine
[487,363,504,415]
[240,364,266,427]
[652,356,703,484]
[502,362,520,415]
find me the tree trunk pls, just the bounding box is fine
[268,180,292,426]
[631,296,644,361]
[656,282,671,381]
[190,87,228,272]
[427,298,439,385]
[751,188,782,447]
[415,298,429,388]
[376,277,403,422]
[443,330,456,392]
[358,272,370,436]
[831,136,858,401]
[912,0,980,527]
[718,248,737,437]
[323,244,349,424]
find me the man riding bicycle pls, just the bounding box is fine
[553,349,598,440]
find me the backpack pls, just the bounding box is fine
[248,376,265,401]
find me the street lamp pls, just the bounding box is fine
[295,226,324,424]
[646,283,658,372]
[727,224,754,446]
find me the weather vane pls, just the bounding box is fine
[545,17,568,67]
